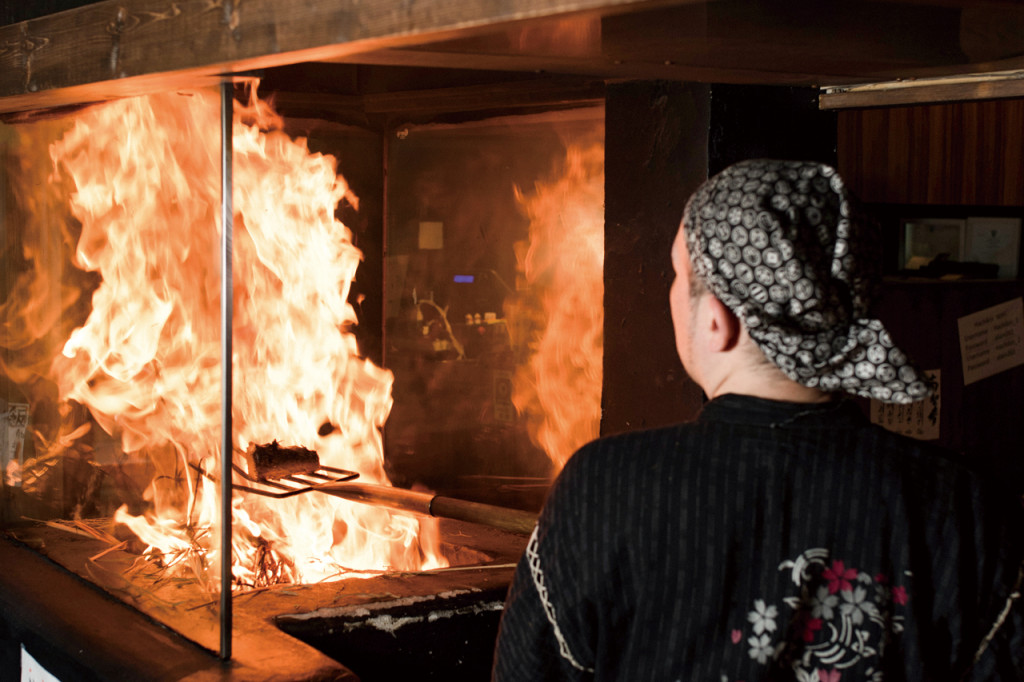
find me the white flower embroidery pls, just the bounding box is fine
[811,585,839,620]
[779,548,830,586]
[748,599,779,634]
[739,549,910,677]
[748,633,774,664]
[839,586,879,625]
[795,669,818,682]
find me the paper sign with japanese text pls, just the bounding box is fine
[870,370,941,440]
[958,298,1024,386]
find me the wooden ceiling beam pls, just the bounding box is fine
[332,48,825,87]
[0,0,674,114]
[3,0,1024,114]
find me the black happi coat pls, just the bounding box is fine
[493,395,1024,681]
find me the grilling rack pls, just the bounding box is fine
[206,461,361,499]
[196,451,538,534]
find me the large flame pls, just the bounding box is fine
[6,86,445,586]
[509,140,604,468]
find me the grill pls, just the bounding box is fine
[2,1,1023,680]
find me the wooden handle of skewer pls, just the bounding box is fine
[429,496,537,536]
[314,482,537,535]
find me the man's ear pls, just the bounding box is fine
[704,296,742,353]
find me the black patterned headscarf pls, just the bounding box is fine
[682,159,931,404]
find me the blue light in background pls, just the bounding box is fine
[453,275,475,283]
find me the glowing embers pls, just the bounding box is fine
[6,86,445,589]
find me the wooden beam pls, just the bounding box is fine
[357,78,605,114]
[0,0,675,114]
[262,79,607,123]
[344,1,1024,92]
[821,67,1024,108]
[603,80,708,435]
[5,0,1024,114]
[334,47,826,87]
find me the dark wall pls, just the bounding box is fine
[876,281,1024,481]
[602,81,710,436]
[709,84,838,174]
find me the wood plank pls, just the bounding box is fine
[602,81,708,436]
[821,71,1024,109]
[605,1,969,73]
[355,78,605,114]
[395,1,1018,88]
[0,0,673,114]
[334,45,826,86]
[0,532,357,680]
[837,98,1024,206]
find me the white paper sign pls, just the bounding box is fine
[871,370,941,440]
[418,221,444,250]
[958,298,1024,386]
[492,371,515,423]
[2,403,29,487]
[22,647,62,682]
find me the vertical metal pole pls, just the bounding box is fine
[219,80,234,662]
[380,132,390,371]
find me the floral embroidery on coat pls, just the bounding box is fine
[730,548,907,680]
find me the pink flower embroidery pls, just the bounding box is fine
[818,669,841,682]
[892,585,908,606]
[731,629,743,644]
[823,560,857,594]
[801,615,823,642]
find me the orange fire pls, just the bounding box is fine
[5,86,446,587]
[509,139,604,469]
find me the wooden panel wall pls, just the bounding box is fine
[838,98,1024,206]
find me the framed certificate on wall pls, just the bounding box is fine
[965,217,1021,279]
[901,218,964,271]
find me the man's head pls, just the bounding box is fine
[672,159,930,405]
[670,218,795,399]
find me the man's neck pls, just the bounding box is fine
[705,375,832,403]
[699,343,832,404]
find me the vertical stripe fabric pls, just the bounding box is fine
[493,394,1024,681]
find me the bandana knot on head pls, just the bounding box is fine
[683,159,931,404]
